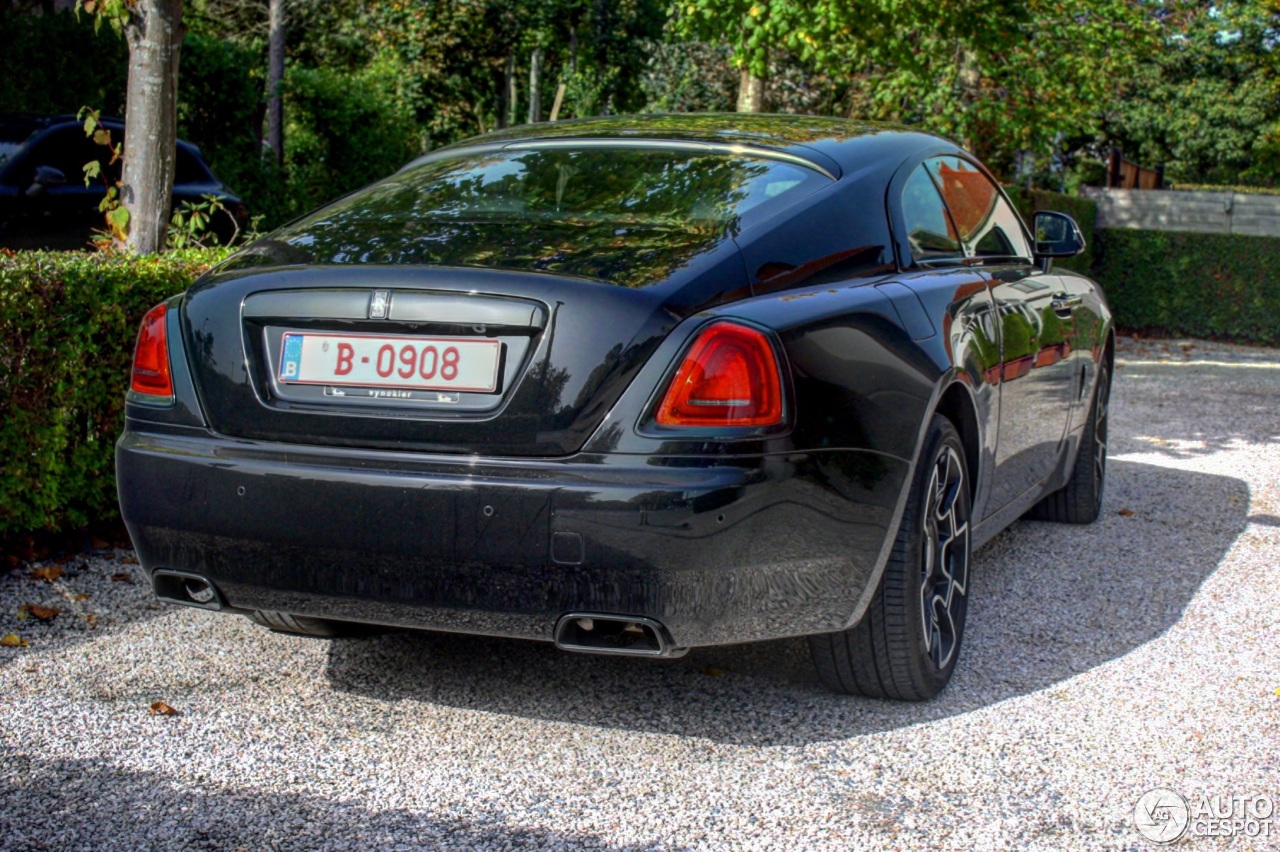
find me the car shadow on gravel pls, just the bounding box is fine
[0,752,639,850]
[324,459,1247,746]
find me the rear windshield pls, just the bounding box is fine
[310,145,832,232]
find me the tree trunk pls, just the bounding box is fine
[507,55,519,126]
[499,54,516,128]
[737,67,766,113]
[498,56,511,129]
[265,0,285,166]
[122,0,184,254]
[527,46,543,124]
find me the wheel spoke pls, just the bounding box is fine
[919,445,970,668]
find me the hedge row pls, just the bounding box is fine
[0,250,227,535]
[1092,229,1280,346]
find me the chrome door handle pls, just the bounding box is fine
[1051,295,1082,312]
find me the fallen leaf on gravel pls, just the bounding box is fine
[29,566,62,582]
[700,666,727,677]
[1274,687,1280,697]
[118,554,139,565]
[15,610,27,620]
[85,614,96,624]
[73,593,89,601]
[149,701,179,716]
[111,572,132,582]
[0,633,28,648]
[1118,508,1136,517]
[18,605,61,621]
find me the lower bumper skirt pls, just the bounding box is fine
[117,428,908,648]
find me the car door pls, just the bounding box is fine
[890,161,1003,518]
[924,156,1077,510]
[7,126,115,250]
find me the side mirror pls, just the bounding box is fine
[25,165,69,197]
[1033,211,1086,258]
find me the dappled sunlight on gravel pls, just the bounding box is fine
[1,337,1278,849]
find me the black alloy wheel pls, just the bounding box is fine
[919,441,970,672]
[810,415,972,700]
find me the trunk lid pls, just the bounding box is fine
[181,229,747,457]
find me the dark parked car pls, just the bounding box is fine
[0,113,247,249]
[117,115,1111,700]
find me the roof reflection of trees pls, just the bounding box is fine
[267,149,785,287]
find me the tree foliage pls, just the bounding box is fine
[4,0,1280,232]
[1107,1,1280,186]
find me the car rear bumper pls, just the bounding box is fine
[116,426,909,649]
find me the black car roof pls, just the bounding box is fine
[0,113,204,156]
[429,114,963,178]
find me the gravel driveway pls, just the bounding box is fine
[2,336,1277,850]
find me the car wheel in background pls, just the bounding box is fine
[809,415,972,700]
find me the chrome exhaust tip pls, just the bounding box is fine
[152,569,226,611]
[553,613,685,657]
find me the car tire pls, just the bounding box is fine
[809,414,972,700]
[247,609,353,638]
[1026,361,1110,525]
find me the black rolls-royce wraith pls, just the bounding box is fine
[117,114,1112,700]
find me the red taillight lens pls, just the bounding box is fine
[130,303,173,398]
[655,322,784,427]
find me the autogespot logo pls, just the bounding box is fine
[1134,788,1190,843]
[1134,787,1276,843]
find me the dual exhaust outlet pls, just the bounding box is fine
[153,570,684,658]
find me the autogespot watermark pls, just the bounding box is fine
[1133,787,1275,844]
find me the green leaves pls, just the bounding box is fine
[105,205,131,240]
[73,0,134,35]
[76,106,127,240]
[1108,1,1280,187]
[0,250,228,536]
[1093,229,1280,345]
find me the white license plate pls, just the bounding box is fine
[278,332,501,392]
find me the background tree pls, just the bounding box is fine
[77,0,186,252]
[1107,0,1280,186]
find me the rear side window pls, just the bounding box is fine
[926,157,1031,259]
[901,166,962,262]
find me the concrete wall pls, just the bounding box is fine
[1081,187,1280,237]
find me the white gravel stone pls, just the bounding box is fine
[1,335,1277,850]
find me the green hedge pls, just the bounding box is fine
[1091,229,1280,346]
[0,250,226,535]
[1005,187,1098,277]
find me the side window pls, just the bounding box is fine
[175,148,210,185]
[30,128,98,181]
[29,127,119,187]
[901,166,962,262]
[925,157,1031,260]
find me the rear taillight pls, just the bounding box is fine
[130,303,173,399]
[655,322,784,427]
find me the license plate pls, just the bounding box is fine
[278,332,501,392]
